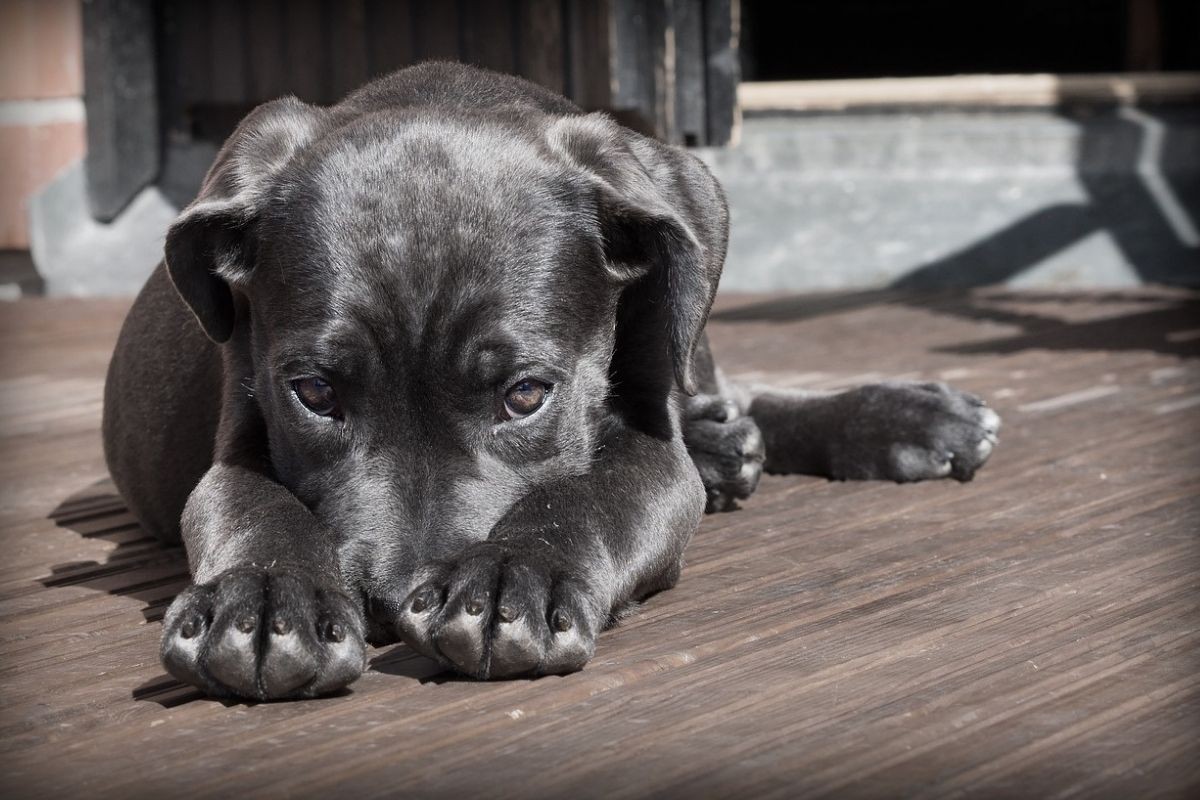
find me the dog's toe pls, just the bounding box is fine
[978,406,1002,436]
[206,624,260,696]
[490,616,545,677]
[889,444,954,481]
[434,611,489,677]
[160,584,213,690]
[538,583,596,674]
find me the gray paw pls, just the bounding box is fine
[392,544,599,679]
[831,381,1001,482]
[160,566,366,700]
[684,395,765,512]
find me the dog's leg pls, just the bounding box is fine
[391,429,703,679]
[737,380,1001,483]
[159,463,367,700]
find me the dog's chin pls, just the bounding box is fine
[364,607,403,646]
[356,592,402,646]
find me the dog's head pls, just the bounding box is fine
[164,87,726,622]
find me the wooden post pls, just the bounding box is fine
[674,0,708,146]
[703,0,739,146]
[81,0,159,222]
[1126,0,1162,72]
[565,0,613,112]
[516,0,566,95]
[609,0,739,145]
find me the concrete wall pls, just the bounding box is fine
[698,106,1200,290]
[1,1,1195,297]
[0,0,85,252]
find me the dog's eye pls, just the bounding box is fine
[292,377,341,418]
[501,379,551,420]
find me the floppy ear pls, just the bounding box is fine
[547,113,728,395]
[165,97,328,342]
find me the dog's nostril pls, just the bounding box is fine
[271,617,292,635]
[236,615,257,634]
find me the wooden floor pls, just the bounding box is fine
[1,289,1198,798]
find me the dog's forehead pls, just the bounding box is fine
[270,114,600,299]
[260,114,611,363]
[309,116,574,248]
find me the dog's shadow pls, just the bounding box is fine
[45,479,446,706]
[45,479,188,623]
[44,479,212,706]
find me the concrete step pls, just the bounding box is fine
[698,106,1200,290]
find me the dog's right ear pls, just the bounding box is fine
[165,97,327,342]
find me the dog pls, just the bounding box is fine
[102,62,1000,700]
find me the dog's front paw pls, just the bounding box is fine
[683,394,765,512]
[393,544,600,679]
[160,566,366,700]
[832,381,1001,482]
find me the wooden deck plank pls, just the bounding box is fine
[0,290,1197,797]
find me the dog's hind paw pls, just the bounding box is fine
[828,381,1001,483]
[390,544,600,680]
[683,397,765,512]
[160,566,366,700]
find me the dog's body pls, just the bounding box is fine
[103,63,999,700]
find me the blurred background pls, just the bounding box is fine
[0,0,1197,298]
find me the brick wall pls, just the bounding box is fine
[0,0,86,250]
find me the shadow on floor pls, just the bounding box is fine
[931,298,1200,359]
[712,291,1200,360]
[43,479,188,624]
[892,107,1200,291]
[42,480,204,705]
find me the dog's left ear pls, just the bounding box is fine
[548,114,728,395]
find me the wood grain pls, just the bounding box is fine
[0,290,1197,797]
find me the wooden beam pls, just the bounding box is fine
[81,0,159,222]
[674,0,707,145]
[703,0,739,146]
[739,72,1200,113]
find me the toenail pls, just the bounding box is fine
[236,616,256,634]
[465,597,485,616]
[180,618,199,639]
[411,593,429,613]
[325,621,346,642]
[551,608,573,632]
[272,617,291,635]
[498,605,518,623]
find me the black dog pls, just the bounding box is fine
[103,63,999,700]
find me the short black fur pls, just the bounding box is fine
[103,63,1000,699]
